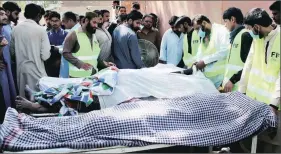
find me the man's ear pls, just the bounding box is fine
[128,19,133,24]
[231,16,236,23]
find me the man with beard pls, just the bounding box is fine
[62,12,113,78]
[46,11,68,77]
[192,14,230,88]
[108,6,127,36]
[159,16,184,67]
[174,16,200,68]
[94,10,113,69]
[239,8,280,153]
[0,7,11,123]
[221,7,252,93]
[112,10,144,69]
[0,2,20,109]
[10,3,51,97]
[137,14,161,51]
[269,1,280,25]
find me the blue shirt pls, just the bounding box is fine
[47,28,68,46]
[112,25,144,69]
[159,28,184,66]
[59,23,81,78]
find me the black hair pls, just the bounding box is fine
[63,11,77,22]
[38,5,45,16]
[223,7,244,24]
[269,1,280,11]
[168,16,179,26]
[193,14,211,25]
[93,10,101,16]
[113,1,120,5]
[175,16,192,27]
[24,3,41,19]
[127,10,143,21]
[118,6,126,11]
[101,9,110,17]
[3,1,21,12]
[244,8,272,27]
[0,7,5,11]
[44,10,51,18]
[49,11,61,20]
[132,2,140,10]
[79,15,85,21]
[142,14,153,20]
[85,12,98,21]
[118,14,127,22]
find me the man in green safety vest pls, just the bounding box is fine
[174,16,200,68]
[192,15,230,88]
[239,8,280,153]
[62,12,115,78]
[221,7,253,92]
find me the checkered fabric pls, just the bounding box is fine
[0,92,277,151]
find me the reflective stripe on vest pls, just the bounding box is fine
[198,26,227,78]
[246,32,280,106]
[183,30,200,67]
[222,29,248,91]
[69,30,101,78]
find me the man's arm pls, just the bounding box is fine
[155,30,161,52]
[40,30,51,61]
[159,32,167,63]
[128,34,145,69]
[229,32,253,84]
[270,72,280,110]
[238,43,254,93]
[10,30,15,60]
[201,27,230,64]
[62,31,84,69]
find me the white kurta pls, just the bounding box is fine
[10,19,51,96]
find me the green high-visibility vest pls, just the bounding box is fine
[246,32,280,106]
[198,27,227,78]
[222,29,248,91]
[182,30,200,67]
[69,30,101,78]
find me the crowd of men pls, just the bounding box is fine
[0,0,280,152]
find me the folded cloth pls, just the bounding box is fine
[33,68,118,116]
[0,92,276,151]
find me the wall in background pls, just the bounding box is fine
[122,1,274,37]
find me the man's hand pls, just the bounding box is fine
[0,38,8,47]
[195,60,206,70]
[223,81,234,93]
[103,61,116,67]
[81,63,93,71]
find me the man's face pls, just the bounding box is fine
[271,10,280,25]
[199,21,211,34]
[7,10,19,24]
[97,15,103,28]
[224,18,235,32]
[118,8,126,16]
[103,12,110,22]
[85,17,99,34]
[192,21,200,31]
[62,17,73,29]
[245,24,264,39]
[142,16,153,29]
[178,24,185,33]
[0,10,8,25]
[50,17,61,29]
[128,19,141,31]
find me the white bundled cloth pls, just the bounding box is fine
[38,64,218,109]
